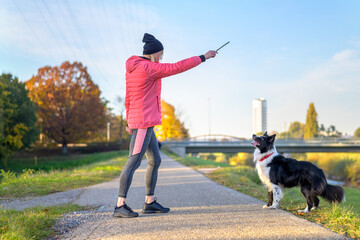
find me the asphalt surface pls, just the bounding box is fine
[2,152,347,239]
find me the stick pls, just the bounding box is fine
[216,41,230,52]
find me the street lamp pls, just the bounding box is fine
[107,122,110,142]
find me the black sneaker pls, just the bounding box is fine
[142,198,170,214]
[113,204,139,218]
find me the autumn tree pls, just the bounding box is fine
[304,102,319,139]
[86,96,130,148]
[354,127,360,138]
[154,100,189,141]
[26,61,106,155]
[279,121,304,139]
[90,111,130,148]
[289,121,304,139]
[115,96,127,146]
[0,73,38,166]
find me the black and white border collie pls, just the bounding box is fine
[252,132,345,213]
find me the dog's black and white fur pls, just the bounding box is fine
[252,132,345,213]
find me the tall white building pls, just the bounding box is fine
[253,98,267,134]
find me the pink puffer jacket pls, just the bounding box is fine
[125,55,202,129]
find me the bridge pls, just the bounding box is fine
[163,137,360,158]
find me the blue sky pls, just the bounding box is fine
[1,0,360,138]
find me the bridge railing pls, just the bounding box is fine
[163,138,360,145]
[162,139,360,157]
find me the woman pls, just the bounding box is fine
[113,33,217,218]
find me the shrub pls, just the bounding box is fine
[305,153,360,185]
[229,153,253,166]
[346,161,360,187]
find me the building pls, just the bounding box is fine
[252,98,267,134]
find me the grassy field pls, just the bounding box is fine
[1,151,126,173]
[168,151,360,239]
[0,204,86,240]
[1,151,130,240]
[0,151,129,198]
[165,150,231,168]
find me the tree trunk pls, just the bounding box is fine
[1,158,8,169]
[119,117,124,147]
[62,142,69,155]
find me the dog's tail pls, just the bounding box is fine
[320,184,345,203]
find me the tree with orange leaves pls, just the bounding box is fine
[26,61,106,154]
[154,100,189,141]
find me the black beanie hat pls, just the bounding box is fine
[143,33,164,55]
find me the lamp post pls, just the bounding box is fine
[208,97,211,141]
[107,122,110,142]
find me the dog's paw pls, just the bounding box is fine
[263,205,269,209]
[298,206,310,213]
[267,205,277,209]
[297,209,309,213]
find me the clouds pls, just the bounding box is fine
[0,0,165,115]
[1,0,360,137]
[299,48,360,93]
[0,1,158,84]
[163,46,360,137]
[332,49,356,62]
[267,47,360,135]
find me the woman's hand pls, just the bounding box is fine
[126,126,133,135]
[204,50,218,60]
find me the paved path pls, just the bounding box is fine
[2,153,347,239]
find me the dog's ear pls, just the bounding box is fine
[263,131,268,136]
[268,134,276,143]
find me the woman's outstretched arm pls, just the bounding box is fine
[145,50,217,79]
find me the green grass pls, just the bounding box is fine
[167,151,360,239]
[164,150,231,168]
[209,166,360,239]
[0,204,86,240]
[0,151,129,239]
[1,151,124,173]
[0,151,129,198]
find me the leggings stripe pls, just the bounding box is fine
[132,128,147,155]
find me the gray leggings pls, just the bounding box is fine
[118,127,161,198]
